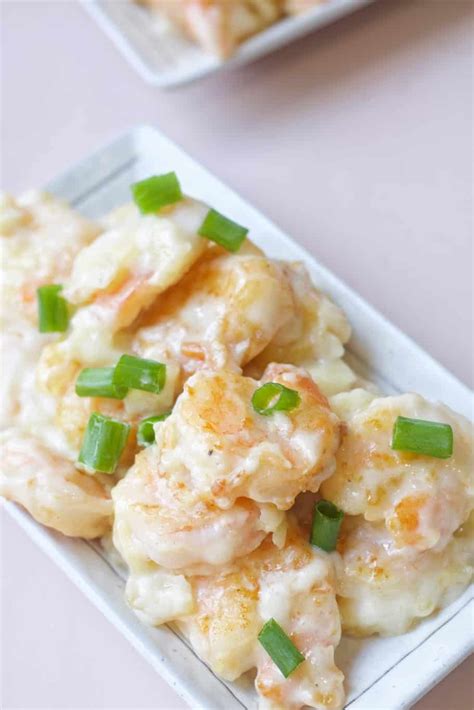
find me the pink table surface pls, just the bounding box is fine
[1,0,472,708]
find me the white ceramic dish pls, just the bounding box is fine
[82,0,374,87]
[3,125,473,709]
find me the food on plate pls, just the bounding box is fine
[0,430,113,538]
[178,522,345,709]
[0,191,99,430]
[112,364,340,579]
[138,0,327,58]
[133,247,295,382]
[1,170,473,709]
[334,512,474,636]
[244,261,357,396]
[321,392,474,553]
[321,389,474,635]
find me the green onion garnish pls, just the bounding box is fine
[198,208,248,252]
[131,173,182,213]
[78,412,130,474]
[258,618,304,678]
[137,412,171,447]
[75,367,128,399]
[251,382,301,416]
[37,284,69,333]
[391,416,453,459]
[113,355,166,395]
[310,500,344,552]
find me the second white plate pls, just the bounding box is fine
[82,0,374,87]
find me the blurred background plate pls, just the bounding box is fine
[81,0,374,87]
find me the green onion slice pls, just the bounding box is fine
[137,412,171,447]
[113,355,166,395]
[78,413,130,474]
[391,416,453,459]
[310,500,344,552]
[198,208,248,253]
[75,367,128,399]
[37,284,69,333]
[258,618,304,678]
[252,382,301,416]
[131,173,182,213]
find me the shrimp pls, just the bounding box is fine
[0,191,100,428]
[0,191,100,327]
[40,198,209,375]
[321,392,474,553]
[245,262,357,397]
[34,198,209,450]
[334,513,474,637]
[177,522,345,709]
[0,430,113,538]
[112,364,340,623]
[143,0,283,58]
[133,249,294,382]
[126,363,340,512]
[113,445,279,573]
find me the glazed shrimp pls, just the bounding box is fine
[321,392,474,553]
[334,513,474,637]
[245,262,357,397]
[146,363,340,511]
[133,249,294,382]
[178,523,345,709]
[0,430,113,538]
[0,191,100,326]
[113,444,280,574]
[0,192,100,428]
[35,199,209,449]
[112,364,340,619]
[39,199,209,376]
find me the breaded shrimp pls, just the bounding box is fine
[0,430,113,538]
[321,393,474,553]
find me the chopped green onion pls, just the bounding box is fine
[137,412,171,447]
[78,413,130,474]
[37,284,69,333]
[198,208,248,252]
[113,355,166,395]
[131,173,182,213]
[252,382,301,416]
[75,367,128,399]
[391,416,453,459]
[310,500,344,552]
[258,618,304,678]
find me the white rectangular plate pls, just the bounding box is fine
[82,0,374,87]
[3,125,473,710]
